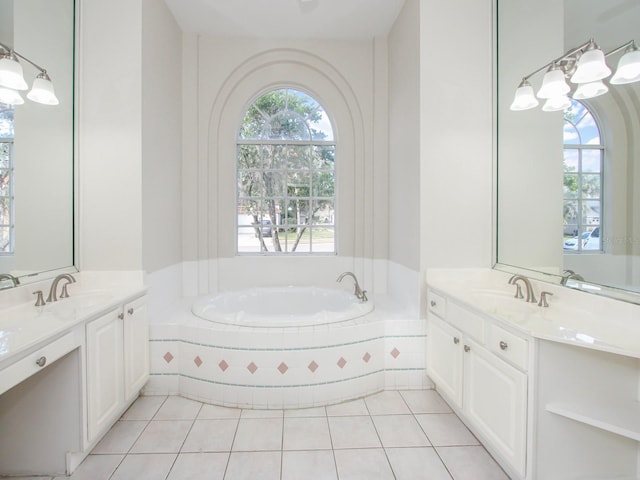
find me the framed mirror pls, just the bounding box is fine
[496,0,640,304]
[0,0,75,289]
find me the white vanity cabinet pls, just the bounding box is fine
[427,290,529,479]
[86,295,149,444]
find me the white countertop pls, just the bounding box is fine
[427,268,640,359]
[0,271,147,367]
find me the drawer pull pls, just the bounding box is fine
[430,300,436,307]
[35,356,47,367]
[128,308,134,315]
[453,337,460,344]
[464,345,471,353]
[118,312,125,320]
[499,341,508,351]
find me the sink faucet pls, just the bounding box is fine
[0,273,20,288]
[46,273,76,302]
[508,274,537,304]
[561,269,584,286]
[337,271,368,303]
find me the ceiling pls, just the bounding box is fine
[163,0,406,39]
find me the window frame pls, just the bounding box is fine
[0,106,14,256]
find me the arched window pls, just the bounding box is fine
[0,105,14,255]
[563,99,603,252]
[236,88,336,254]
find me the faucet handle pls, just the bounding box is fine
[538,291,553,307]
[513,283,523,299]
[33,290,46,307]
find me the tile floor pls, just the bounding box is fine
[35,390,510,479]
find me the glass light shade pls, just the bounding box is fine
[0,87,24,105]
[510,81,539,111]
[542,95,571,112]
[536,66,570,99]
[573,80,608,100]
[570,48,611,84]
[610,47,640,85]
[0,53,28,90]
[26,72,59,105]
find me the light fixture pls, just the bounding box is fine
[573,80,608,100]
[510,78,539,111]
[0,41,58,106]
[537,62,570,99]
[570,39,611,84]
[510,38,640,113]
[610,41,640,84]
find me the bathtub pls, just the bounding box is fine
[148,285,428,409]
[191,286,374,327]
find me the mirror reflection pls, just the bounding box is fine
[497,0,640,302]
[0,0,74,289]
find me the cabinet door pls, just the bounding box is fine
[123,296,149,401]
[427,314,464,408]
[86,308,123,443]
[463,338,527,478]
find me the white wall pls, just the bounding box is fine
[141,0,182,274]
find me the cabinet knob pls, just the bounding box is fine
[128,307,134,315]
[453,337,460,344]
[499,341,508,351]
[118,312,125,320]
[430,300,436,307]
[464,345,471,352]
[36,356,47,367]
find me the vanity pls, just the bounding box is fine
[427,268,640,480]
[0,272,148,476]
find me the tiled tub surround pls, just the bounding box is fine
[145,295,429,409]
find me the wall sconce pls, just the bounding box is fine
[510,38,640,112]
[0,41,59,106]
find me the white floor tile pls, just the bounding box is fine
[416,413,479,446]
[129,420,193,453]
[281,450,338,480]
[166,452,229,480]
[328,416,381,449]
[400,389,453,414]
[436,446,510,480]
[109,453,176,480]
[364,391,411,415]
[53,454,123,480]
[232,418,283,451]
[120,395,167,420]
[386,447,453,480]
[334,448,395,480]
[325,398,369,416]
[91,420,148,454]
[372,415,430,448]
[283,417,332,450]
[181,419,239,452]
[153,396,202,420]
[197,403,241,420]
[225,451,281,480]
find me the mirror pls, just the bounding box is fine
[496,0,640,304]
[0,0,74,289]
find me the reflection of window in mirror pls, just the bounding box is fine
[563,99,603,253]
[0,106,14,255]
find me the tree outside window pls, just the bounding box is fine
[236,88,336,254]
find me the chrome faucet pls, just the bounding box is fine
[46,273,76,302]
[508,274,537,304]
[561,269,584,286]
[337,271,368,303]
[0,273,20,288]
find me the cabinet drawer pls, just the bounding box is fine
[488,324,529,371]
[448,301,485,342]
[0,331,79,395]
[428,290,446,318]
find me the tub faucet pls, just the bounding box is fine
[337,271,368,303]
[46,273,76,302]
[508,274,537,304]
[561,269,584,286]
[0,273,20,288]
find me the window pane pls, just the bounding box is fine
[238,171,264,198]
[563,173,578,199]
[0,226,10,253]
[563,123,580,145]
[576,111,600,145]
[286,145,311,170]
[563,201,578,225]
[581,174,600,199]
[239,104,267,140]
[582,200,600,225]
[287,172,311,193]
[563,149,578,172]
[312,146,335,170]
[582,149,601,173]
[312,200,334,225]
[0,171,10,196]
[265,112,310,141]
[311,110,334,141]
[0,108,14,138]
[0,196,9,224]
[0,143,10,168]
[312,227,335,252]
[237,145,262,169]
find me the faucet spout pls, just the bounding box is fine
[561,269,584,286]
[337,271,368,303]
[46,273,76,303]
[0,273,20,289]
[508,274,537,304]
